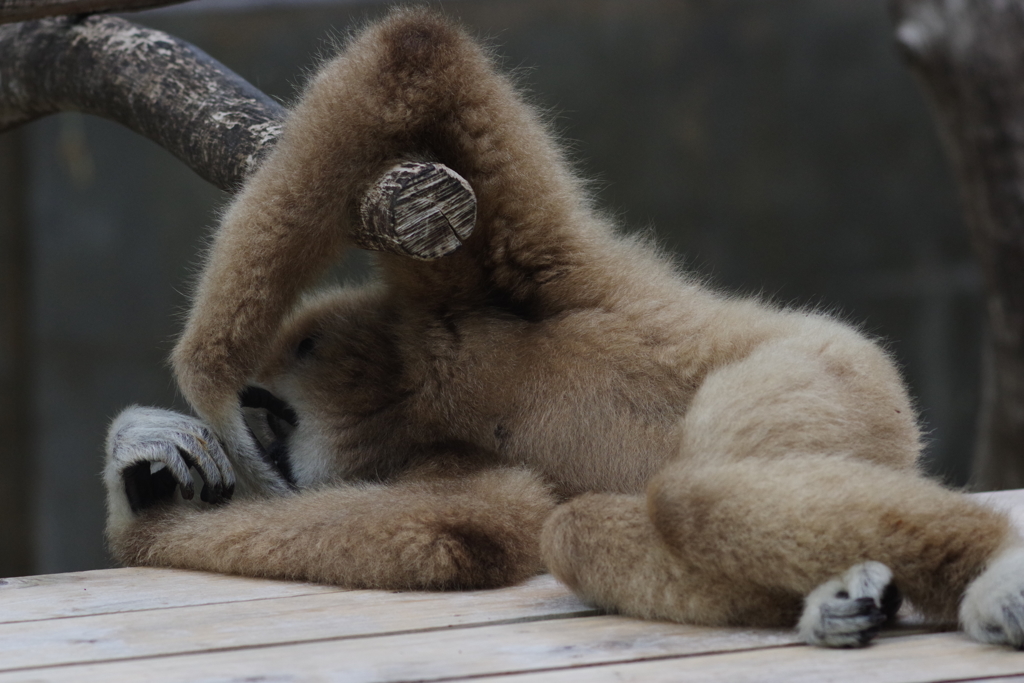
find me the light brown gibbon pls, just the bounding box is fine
[104,7,1024,648]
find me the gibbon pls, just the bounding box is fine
[104,7,1024,649]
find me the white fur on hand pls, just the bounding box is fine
[961,546,1024,648]
[105,406,235,514]
[798,561,896,647]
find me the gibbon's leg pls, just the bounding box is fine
[653,332,1014,624]
[543,493,913,645]
[544,331,1019,646]
[106,450,555,590]
[646,456,1012,639]
[171,10,600,470]
[544,451,1016,648]
[541,493,806,629]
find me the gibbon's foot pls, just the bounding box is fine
[798,561,901,648]
[961,547,1024,648]
[105,407,235,512]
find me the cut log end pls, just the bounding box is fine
[357,162,476,261]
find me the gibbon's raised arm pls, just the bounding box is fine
[171,8,593,478]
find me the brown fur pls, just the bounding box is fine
[105,8,1021,639]
[111,467,552,590]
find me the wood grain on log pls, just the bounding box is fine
[358,162,477,260]
[0,14,284,190]
[0,0,191,25]
[890,0,1024,489]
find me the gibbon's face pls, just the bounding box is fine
[236,286,414,487]
[239,384,298,486]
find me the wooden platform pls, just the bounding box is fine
[4,490,1024,682]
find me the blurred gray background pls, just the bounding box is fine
[0,0,979,575]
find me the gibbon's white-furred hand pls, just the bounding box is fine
[104,7,1024,648]
[105,407,235,513]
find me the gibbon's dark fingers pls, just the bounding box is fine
[797,562,897,648]
[357,161,476,260]
[105,407,235,512]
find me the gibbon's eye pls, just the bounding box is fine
[295,335,317,360]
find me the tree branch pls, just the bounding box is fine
[0,0,192,26]
[890,0,1024,489]
[0,14,284,190]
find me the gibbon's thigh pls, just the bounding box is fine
[678,329,921,470]
[108,467,554,590]
[647,454,1012,622]
[540,492,803,627]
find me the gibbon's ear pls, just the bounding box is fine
[170,9,483,433]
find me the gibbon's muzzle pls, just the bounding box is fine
[239,386,298,486]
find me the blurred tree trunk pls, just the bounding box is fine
[889,0,1024,490]
[0,128,33,576]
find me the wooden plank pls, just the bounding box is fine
[467,632,1024,683]
[0,566,345,623]
[971,489,1024,532]
[0,570,581,625]
[0,614,800,682]
[0,574,594,671]
[1,490,1016,681]
[969,489,1024,506]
